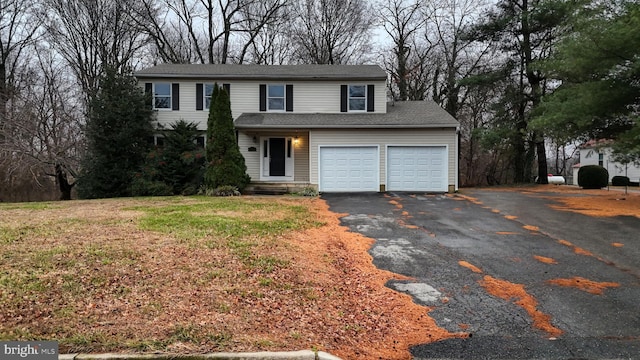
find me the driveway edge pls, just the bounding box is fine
[60,350,342,360]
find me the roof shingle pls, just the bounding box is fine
[135,64,387,81]
[234,101,459,129]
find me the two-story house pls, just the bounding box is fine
[135,64,459,193]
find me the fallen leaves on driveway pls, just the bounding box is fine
[0,197,465,360]
[547,277,620,295]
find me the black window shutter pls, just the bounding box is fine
[286,84,293,112]
[223,83,230,94]
[340,85,348,112]
[259,84,266,111]
[171,83,179,110]
[145,83,152,108]
[367,84,375,112]
[196,83,203,110]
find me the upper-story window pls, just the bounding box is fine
[598,153,604,166]
[341,84,374,112]
[348,85,366,111]
[154,83,171,109]
[204,84,215,109]
[259,84,293,112]
[196,83,229,111]
[268,84,285,111]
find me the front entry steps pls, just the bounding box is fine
[243,182,313,195]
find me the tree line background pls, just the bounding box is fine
[1,0,638,201]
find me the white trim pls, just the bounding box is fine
[153,82,172,111]
[204,83,214,110]
[385,144,449,192]
[318,145,380,192]
[259,136,295,181]
[455,129,459,191]
[267,84,286,112]
[347,84,367,112]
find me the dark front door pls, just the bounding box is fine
[269,138,286,176]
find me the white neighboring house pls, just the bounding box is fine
[135,64,460,193]
[575,140,640,184]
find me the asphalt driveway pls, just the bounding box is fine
[323,189,640,359]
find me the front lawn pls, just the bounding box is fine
[0,196,450,359]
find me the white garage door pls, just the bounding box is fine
[319,146,378,192]
[388,146,447,192]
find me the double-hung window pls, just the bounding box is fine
[204,84,215,109]
[348,85,366,111]
[268,84,285,111]
[153,83,171,109]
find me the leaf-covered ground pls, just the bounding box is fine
[1,186,637,359]
[0,196,461,360]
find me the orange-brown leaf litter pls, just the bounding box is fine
[523,225,540,232]
[479,276,563,337]
[0,197,464,360]
[558,239,594,256]
[547,277,620,295]
[287,200,465,358]
[612,242,624,248]
[534,255,558,264]
[457,260,562,337]
[481,185,640,218]
[458,260,483,273]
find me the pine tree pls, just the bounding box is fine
[77,69,154,198]
[204,85,250,191]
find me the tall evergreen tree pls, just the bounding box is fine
[77,68,154,198]
[204,85,250,191]
[533,0,640,162]
[469,0,578,183]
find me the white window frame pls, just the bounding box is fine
[267,84,286,112]
[348,85,366,112]
[153,83,172,110]
[204,83,215,109]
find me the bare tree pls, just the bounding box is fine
[43,0,149,106]
[233,0,290,63]
[0,0,40,124]
[288,0,376,64]
[134,0,289,64]
[424,0,491,117]
[0,46,83,200]
[380,0,426,100]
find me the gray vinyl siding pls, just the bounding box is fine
[309,129,457,189]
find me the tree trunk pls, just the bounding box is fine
[535,134,549,184]
[56,163,74,200]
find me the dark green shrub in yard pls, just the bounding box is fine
[578,165,609,189]
[611,176,630,186]
[131,120,205,196]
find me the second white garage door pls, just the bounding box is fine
[387,146,447,192]
[319,146,378,192]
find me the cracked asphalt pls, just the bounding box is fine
[322,189,640,359]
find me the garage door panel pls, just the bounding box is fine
[320,146,378,192]
[388,146,447,192]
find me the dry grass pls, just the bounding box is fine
[2,185,636,359]
[0,196,461,360]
